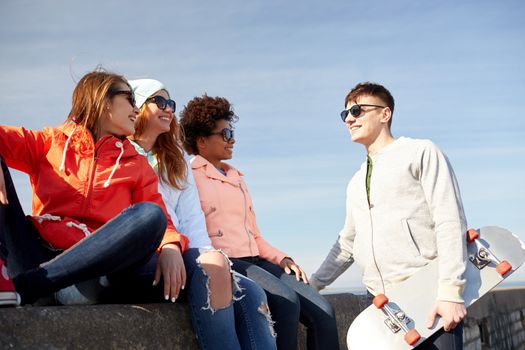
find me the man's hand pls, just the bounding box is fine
[280,257,309,283]
[154,243,186,302]
[426,300,466,331]
[0,168,8,205]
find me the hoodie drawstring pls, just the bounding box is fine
[33,214,92,238]
[59,125,77,172]
[65,221,91,237]
[104,141,124,188]
[34,213,62,223]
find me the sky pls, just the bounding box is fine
[1,0,524,292]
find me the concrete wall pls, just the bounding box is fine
[1,288,523,349]
[463,287,525,350]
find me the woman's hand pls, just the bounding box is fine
[154,243,186,302]
[0,168,8,205]
[280,257,309,284]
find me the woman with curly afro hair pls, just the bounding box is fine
[129,80,277,350]
[179,95,339,350]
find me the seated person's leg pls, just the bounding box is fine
[183,249,241,349]
[256,258,340,350]
[0,156,54,277]
[13,202,166,304]
[196,250,232,309]
[230,257,300,350]
[233,273,277,349]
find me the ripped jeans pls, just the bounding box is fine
[230,257,339,350]
[183,248,277,350]
[55,248,278,350]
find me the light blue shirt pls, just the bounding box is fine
[131,140,212,249]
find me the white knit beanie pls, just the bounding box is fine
[128,79,167,108]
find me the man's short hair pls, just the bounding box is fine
[344,82,395,127]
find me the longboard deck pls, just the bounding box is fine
[347,226,525,349]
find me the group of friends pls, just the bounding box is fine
[0,69,468,350]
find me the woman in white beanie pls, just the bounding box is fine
[129,78,277,350]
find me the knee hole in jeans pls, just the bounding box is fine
[197,251,233,310]
[258,303,277,338]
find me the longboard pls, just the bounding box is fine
[347,226,525,349]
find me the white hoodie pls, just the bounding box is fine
[311,137,467,302]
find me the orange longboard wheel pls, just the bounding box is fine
[372,294,388,308]
[404,329,421,346]
[466,228,479,243]
[496,260,512,276]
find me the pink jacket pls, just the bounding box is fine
[191,155,287,265]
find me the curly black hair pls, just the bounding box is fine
[179,94,237,155]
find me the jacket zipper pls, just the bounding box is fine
[368,164,386,294]
[239,183,254,256]
[81,138,109,217]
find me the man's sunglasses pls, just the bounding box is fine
[147,96,176,112]
[111,90,136,107]
[209,128,235,142]
[340,104,386,122]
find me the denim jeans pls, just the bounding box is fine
[416,321,463,350]
[230,257,339,350]
[77,248,277,349]
[0,156,166,304]
[184,248,277,350]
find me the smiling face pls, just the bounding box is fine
[197,119,235,167]
[142,89,175,137]
[344,94,391,147]
[98,83,139,139]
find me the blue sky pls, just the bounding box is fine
[1,0,524,291]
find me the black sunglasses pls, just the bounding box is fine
[147,95,176,112]
[209,128,235,142]
[340,104,386,122]
[111,90,136,107]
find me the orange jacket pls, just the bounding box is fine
[191,155,287,265]
[0,124,188,252]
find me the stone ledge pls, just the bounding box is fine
[0,293,366,349]
[1,289,523,349]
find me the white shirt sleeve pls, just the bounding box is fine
[172,164,213,249]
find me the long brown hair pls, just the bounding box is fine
[66,68,130,138]
[133,96,187,190]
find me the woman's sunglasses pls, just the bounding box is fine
[147,96,176,112]
[111,90,136,107]
[340,104,386,122]
[209,128,235,142]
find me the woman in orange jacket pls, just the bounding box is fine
[0,69,187,306]
[179,95,339,350]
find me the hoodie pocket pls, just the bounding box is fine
[401,219,421,257]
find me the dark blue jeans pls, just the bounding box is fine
[230,257,339,350]
[0,156,166,304]
[184,248,277,350]
[416,321,463,350]
[59,248,278,350]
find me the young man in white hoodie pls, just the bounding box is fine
[311,82,467,349]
